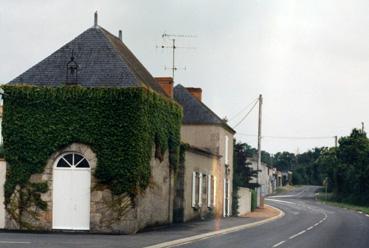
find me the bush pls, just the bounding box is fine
[251,189,257,211]
[0,145,4,158]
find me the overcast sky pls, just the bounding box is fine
[1,0,369,153]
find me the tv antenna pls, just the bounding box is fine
[158,33,196,81]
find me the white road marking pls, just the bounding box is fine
[365,214,369,217]
[270,210,328,247]
[268,195,297,198]
[358,211,363,214]
[272,241,286,247]
[266,199,297,205]
[146,205,285,248]
[289,230,306,239]
[0,241,31,244]
[268,191,304,199]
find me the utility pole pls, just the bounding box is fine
[334,136,338,148]
[257,94,263,207]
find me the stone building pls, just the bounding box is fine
[1,16,179,234]
[172,84,235,222]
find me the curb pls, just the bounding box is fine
[145,204,285,248]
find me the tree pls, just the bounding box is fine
[313,129,369,205]
[274,151,296,171]
[336,129,369,204]
[232,142,260,215]
[233,143,260,189]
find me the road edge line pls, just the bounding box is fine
[144,204,285,248]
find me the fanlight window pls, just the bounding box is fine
[56,153,90,168]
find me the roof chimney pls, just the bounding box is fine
[186,87,202,101]
[94,11,98,27]
[155,77,174,98]
[118,30,122,41]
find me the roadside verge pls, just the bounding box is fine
[145,205,284,248]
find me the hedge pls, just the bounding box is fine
[251,189,257,211]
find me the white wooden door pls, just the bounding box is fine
[53,153,91,230]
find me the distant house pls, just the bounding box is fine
[0,15,181,234]
[171,84,236,221]
[247,159,273,195]
[247,158,279,206]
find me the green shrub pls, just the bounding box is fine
[0,145,4,158]
[251,189,257,211]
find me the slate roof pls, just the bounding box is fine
[8,26,166,95]
[174,84,235,133]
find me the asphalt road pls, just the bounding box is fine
[177,185,369,248]
[0,186,368,247]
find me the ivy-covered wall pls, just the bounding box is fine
[2,85,182,211]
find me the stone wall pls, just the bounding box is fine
[5,143,173,234]
[237,187,251,216]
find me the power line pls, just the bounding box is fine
[265,135,334,140]
[237,133,335,140]
[228,97,258,122]
[232,100,259,129]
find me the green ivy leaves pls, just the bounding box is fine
[2,85,182,205]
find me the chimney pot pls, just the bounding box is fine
[118,30,122,41]
[94,11,98,27]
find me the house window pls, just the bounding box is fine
[56,152,90,168]
[223,178,231,217]
[192,172,209,208]
[192,172,200,207]
[208,175,216,208]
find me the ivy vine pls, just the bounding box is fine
[2,85,182,208]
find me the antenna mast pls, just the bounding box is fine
[160,33,196,81]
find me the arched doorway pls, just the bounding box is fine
[52,152,91,230]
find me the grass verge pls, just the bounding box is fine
[317,193,369,215]
[272,185,302,195]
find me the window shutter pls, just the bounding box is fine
[199,173,203,207]
[223,178,226,217]
[207,175,211,207]
[227,179,231,216]
[225,136,229,165]
[213,176,216,207]
[192,172,196,207]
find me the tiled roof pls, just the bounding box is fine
[8,26,166,95]
[174,84,235,133]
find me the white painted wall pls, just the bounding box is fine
[237,187,251,216]
[0,160,6,228]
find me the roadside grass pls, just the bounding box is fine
[317,193,369,215]
[272,185,302,195]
